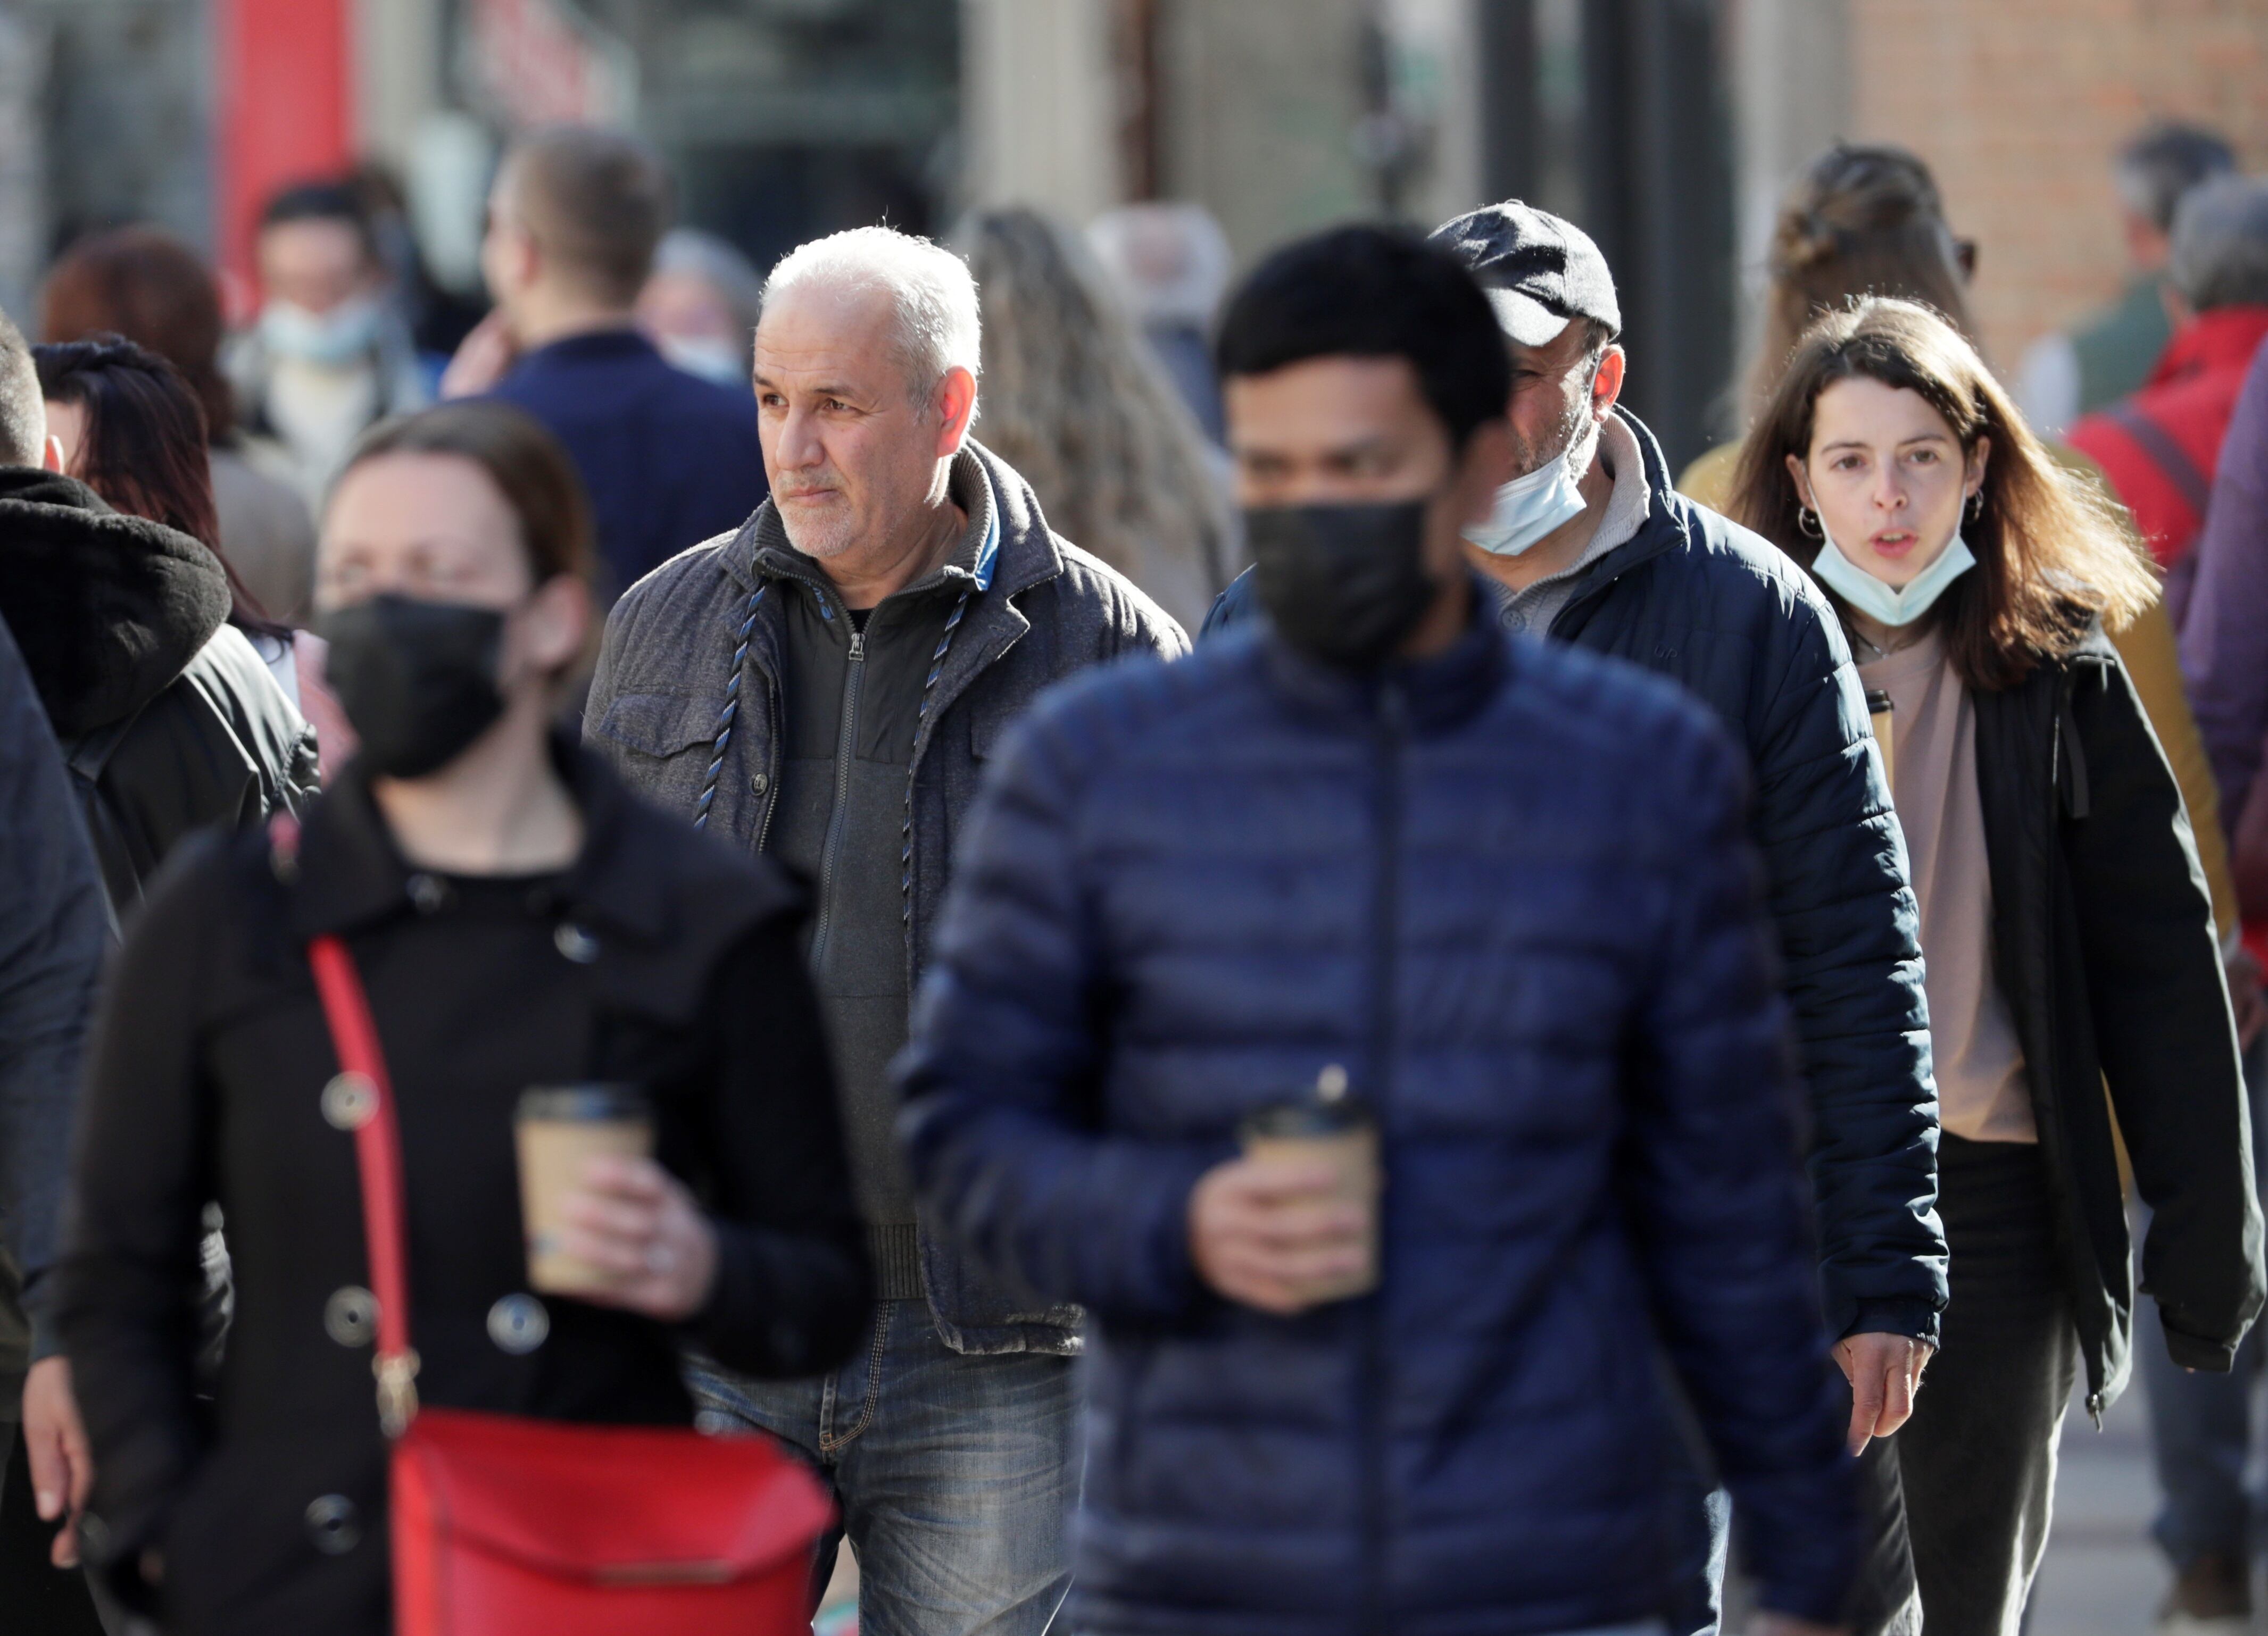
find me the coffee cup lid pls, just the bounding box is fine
[517,1083,649,1123]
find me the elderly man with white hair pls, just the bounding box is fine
[585,224,1186,1635]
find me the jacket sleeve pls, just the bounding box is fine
[0,622,109,1353]
[53,836,227,1589]
[2071,654,2266,1369]
[686,914,874,1378]
[2111,597,2239,939]
[898,696,1216,1324]
[1746,586,1946,1342]
[2180,336,2268,824]
[1623,713,1860,1625]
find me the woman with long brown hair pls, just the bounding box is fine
[1731,295,2263,1636]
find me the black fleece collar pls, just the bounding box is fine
[289,730,675,946]
[0,468,230,736]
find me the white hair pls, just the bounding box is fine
[762,226,982,412]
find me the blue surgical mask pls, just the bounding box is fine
[658,333,749,387]
[1809,521,1976,628]
[260,296,383,368]
[1464,430,1591,556]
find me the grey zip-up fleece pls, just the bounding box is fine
[585,440,1187,1354]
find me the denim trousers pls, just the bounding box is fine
[2141,1033,2268,1572]
[687,1298,1078,1636]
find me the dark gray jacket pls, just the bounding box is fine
[0,612,110,1400]
[585,440,1188,1354]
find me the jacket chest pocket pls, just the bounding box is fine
[591,692,754,817]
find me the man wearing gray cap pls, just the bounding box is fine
[1206,201,1944,1636]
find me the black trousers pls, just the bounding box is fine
[1897,1134,2079,1636]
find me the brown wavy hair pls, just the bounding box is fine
[1746,145,1975,419]
[1731,298,2155,691]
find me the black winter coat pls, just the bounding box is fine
[1973,635,2264,1412]
[0,468,318,917]
[1207,412,1946,1341]
[55,740,873,1636]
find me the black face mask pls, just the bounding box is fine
[1245,499,1440,670]
[317,594,510,779]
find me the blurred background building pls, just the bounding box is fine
[0,0,2261,470]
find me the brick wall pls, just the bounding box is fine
[1846,0,2268,371]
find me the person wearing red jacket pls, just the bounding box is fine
[2071,176,2268,628]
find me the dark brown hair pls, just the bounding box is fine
[39,227,236,442]
[343,400,596,590]
[1731,298,2156,691]
[503,127,673,308]
[1747,145,1975,419]
[36,335,287,635]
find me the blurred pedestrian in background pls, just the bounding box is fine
[2164,323,2268,1636]
[637,228,765,387]
[960,206,1233,634]
[2020,124,2239,439]
[2070,176,2268,623]
[1681,143,2247,1029]
[227,182,428,511]
[586,224,1183,1636]
[902,223,1860,1636]
[40,226,318,629]
[0,324,314,920]
[1087,201,1233,445]
[444,126,767,601]
[0,613,109,1588]
[1733,295,2266,1636]
[1210,198,1943,1636]
[55,399,871,1634]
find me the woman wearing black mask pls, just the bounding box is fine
[55,401,872,1635]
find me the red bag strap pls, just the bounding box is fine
[306,928,423,1438]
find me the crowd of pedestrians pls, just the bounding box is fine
[0,111,2265,1636]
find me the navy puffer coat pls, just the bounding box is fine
[900,612,1859,1634]
[1206,412,1946,1344]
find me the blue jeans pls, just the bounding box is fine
[687,1299,1078,1636]
[2143,1034,2268,1571]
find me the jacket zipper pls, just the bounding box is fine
[806,624,866,970]
[1359,680,1405,1635]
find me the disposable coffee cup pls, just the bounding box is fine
[1865,688,1896,796]
[516,1084,653,1296]
[1238,1065,1381,1304]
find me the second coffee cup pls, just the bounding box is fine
[1239,1065,1381,1305]
[515,1084,653,1296]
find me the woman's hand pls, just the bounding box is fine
[1833,1331,1933,1452]
[21,1356,92,1568]
[556,1155,719,1322]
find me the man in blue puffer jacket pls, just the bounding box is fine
[1207,205,1942,1636]
[901,227,1858,1636]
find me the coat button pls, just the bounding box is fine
[554,923,600,964]
[321,1073,376,1131]
[750,771,769,796]
[324,1286,377,1347]
[405,873,450,914]
[305,1495,360,1555]
[487,1293,550,1354]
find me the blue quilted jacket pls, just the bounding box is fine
[1206,412,1946,1345]
[899,612,1859,1635]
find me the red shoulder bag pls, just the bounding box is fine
[305,931,833,1636]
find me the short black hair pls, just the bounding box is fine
[1216,225,1511,450]
[259,181,376,260]
[0,308,44,467]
